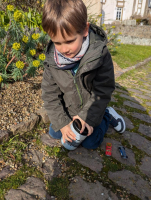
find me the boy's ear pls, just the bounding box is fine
[83,22,90,37]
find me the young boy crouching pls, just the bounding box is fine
[41,0,126,150]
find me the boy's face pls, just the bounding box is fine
[50,23,89,58]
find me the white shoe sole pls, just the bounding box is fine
[107,107,126,133]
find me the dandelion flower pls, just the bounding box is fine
[30,49,36,56]
[39,53,46,61]
[0,75,3,83]
[7,5,14,11]
[32,33,40,40]
[118,39,121,42]
[16,61,24,69]
[14,10,22,21]
[12,43,21,50]
[98,14,102,17]
[33,60,40,67]
[119,32,122,35]
[111,26,115,28]
[22,35,28,43]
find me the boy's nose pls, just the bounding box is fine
[61,45,69,54]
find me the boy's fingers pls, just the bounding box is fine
[80,124,86,134]
[70,131,76,140]
[87,125,93,136]
[63,135,65,143]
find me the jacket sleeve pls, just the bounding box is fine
[78,46,115,127]
[41,64,71,132]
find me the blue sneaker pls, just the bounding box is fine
[107,107,126,133]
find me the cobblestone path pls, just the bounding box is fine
[1,63,151,200]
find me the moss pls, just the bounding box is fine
[47,177,69,200]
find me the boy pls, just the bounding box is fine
[41,0,126,149]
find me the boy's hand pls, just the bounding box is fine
[60,122,76,143]
[72,115,93,136]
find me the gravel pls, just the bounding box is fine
[0,74,44,131]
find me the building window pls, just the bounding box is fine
[138,8,141,14]
[138,0,142,3]
[116,7,122,20]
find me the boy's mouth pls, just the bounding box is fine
[64,53,72,57]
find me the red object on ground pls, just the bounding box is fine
[105,142,112,156]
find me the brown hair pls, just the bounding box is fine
[42,0,87,38]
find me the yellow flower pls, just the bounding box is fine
[39,53,46,61]
[41,4,44,7]
[98,14,102,17]
[22,35,28,43]
[32,33,40,40]
[0,75,3,83]
[16,61,24,69]
[7,5,14,11]
[14,10,22,21]
[118,39,121,42]
[37,1,40,3]
[113,33,115,36]
[30,49,36,56]
[107,37,110,40]
[33,60,40,67]
[12,43,21,50]
[119,32,122,35]
[116,46,118,48]
[111,26,115,28]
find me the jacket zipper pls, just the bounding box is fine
[65,55,101,108]
[66,71,83,108]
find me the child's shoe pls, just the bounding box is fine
[107,107,126,133]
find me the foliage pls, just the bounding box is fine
[0,134,27,162]
[101,24,122,53]
[1,0,45,13]
[0,4,49,87]
[0,6,43,30]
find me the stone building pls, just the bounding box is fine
[83,0,151,24]
[101,0,151,24]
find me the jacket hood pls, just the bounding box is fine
[89,24,108,44]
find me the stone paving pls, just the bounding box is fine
[0,62,151,199]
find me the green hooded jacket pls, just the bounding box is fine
[41,24,115,132]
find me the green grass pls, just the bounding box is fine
[111,44,151,69]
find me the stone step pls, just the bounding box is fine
[108,170,151,200]
[123,131,151,155]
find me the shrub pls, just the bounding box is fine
[0,4,49,87]
[1,0,45,13]
[101,24,122,53]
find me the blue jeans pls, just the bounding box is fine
[49,109,111,149]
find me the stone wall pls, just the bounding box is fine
[106,25,151,46]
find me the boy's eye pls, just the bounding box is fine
[54,42,61,45]
[66,40,75,44]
